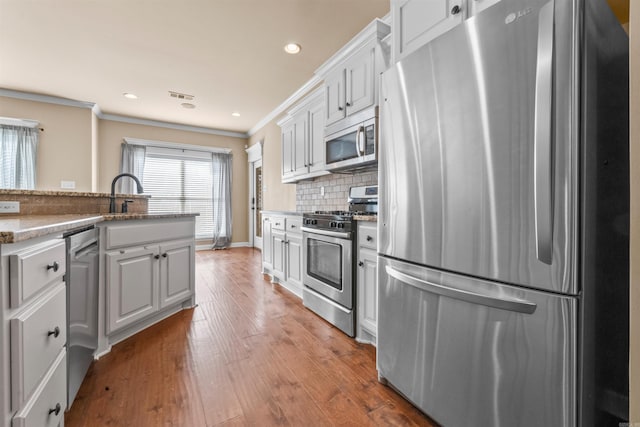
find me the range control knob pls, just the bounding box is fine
[330,221,337,228]
[312,219,318,225]
[337,223,345,229]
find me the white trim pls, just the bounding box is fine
[195,242,250,251]
[315,18,391,77]
[248,75,322,136]
[103,113,247,139]
[0,88,248,139]
[0,117,39,128]
[123,137,232,154]
[245,140,263,163]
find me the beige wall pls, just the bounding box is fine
[0,96,94,191]
[0,95,249,244]
[98,120,249,244]
[630,2,639,421]
[248,118,296,211]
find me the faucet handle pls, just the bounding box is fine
[121,199,134,214]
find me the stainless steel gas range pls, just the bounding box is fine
[301,185,377,336]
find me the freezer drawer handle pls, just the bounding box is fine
[385,266,537,315]
[533,0,555,265]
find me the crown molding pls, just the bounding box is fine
[0,88,248,139]
[247,75,322,137]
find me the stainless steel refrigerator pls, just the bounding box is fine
[377,1,629,426]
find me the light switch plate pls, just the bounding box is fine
[60,180,76,189]
[0,201,20,213]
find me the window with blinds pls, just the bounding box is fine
[142,147,216,239]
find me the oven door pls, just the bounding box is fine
[302,229,353,309]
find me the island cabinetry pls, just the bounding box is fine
[101,217,195,339]
[1,235,68,427]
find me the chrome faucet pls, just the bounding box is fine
[109,173,144,213]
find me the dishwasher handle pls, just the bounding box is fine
[385,265,537,315]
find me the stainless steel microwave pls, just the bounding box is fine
[324,107,378,172]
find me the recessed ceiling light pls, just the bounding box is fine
[231,112,241,117]
[181,103,196,109]
[284,43,301,54]
[123,93,138,99]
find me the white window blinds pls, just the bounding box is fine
[0,123,39,189]
[140,146,232,244]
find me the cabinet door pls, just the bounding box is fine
[345,45,376,116]
[262,217,273,270]
[358,247,378,337]
[308,99,326,173]
[285,232,303,291]
[281,122,295,179]
[392,0,465,61]
[272,230,286,281]
[106,246,159,334]
[325,69,346,125]
[159,240,194,308]
[293,114,308,176]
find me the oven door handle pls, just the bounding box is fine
[301,226,352,239]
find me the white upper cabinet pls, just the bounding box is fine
[391,0,501,63]
[316,18,390,127]
[278,88,328,183]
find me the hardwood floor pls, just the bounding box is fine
[65,248,436,426]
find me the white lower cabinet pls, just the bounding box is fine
[1,235,68,427]
[101,217,196,340]
[261,213,303,298]
[357,222,378,345]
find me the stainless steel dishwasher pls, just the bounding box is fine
[64,226,99,408]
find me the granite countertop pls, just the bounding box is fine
[0,189,150,198]
[0,213,198,244]
[354,215,378,222]
[260,210,303,216]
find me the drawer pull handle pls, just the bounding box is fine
[366,236,373,242]
[49,403,61,416]
[47,261,59,272]
[47,326,60,338]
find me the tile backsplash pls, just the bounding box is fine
[296,171,377,212]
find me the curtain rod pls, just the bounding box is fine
[123,137,232,154]
[0,116,43,131]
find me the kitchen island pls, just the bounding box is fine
[0,212,197,427]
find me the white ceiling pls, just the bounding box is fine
[0,0,390,135]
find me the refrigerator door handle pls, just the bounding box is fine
[533,0,555,265]
[385,265,537,314]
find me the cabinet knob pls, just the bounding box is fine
[451,4,461,14]
[48,326,60,338]
[47,261,59,272]
[290,224,296,228]
[358,261,364,267]
[154,254,160,260]
[346,102,351,107]
[162,253,168,258]
[338,106,344,111]
[366,235,373,242]
[49,403,61,416]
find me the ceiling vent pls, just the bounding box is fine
[169,91,194,101]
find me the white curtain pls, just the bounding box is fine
[211,152,233,248]
[119,143,146,193]
[0,125,39,189]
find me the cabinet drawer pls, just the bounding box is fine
[10,240,66,308]
[358,223,378,250]
[271,216,286,231]
[286,217,302,234]
[13,349,66,427]
[11,283,67,409]
[105,219,194,249]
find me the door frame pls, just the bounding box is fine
[246,141,263,249]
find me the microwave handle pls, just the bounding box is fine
[357,126,365,155]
